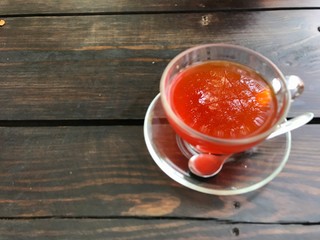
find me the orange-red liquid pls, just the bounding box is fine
[170,61,277,140]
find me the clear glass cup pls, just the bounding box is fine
[160,43,301,154]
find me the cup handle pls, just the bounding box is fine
[285,75,304,100]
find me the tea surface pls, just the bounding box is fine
[170,61,277,139]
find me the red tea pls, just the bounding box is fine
[170,61,277,139]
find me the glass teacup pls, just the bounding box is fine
[160,43,303,155]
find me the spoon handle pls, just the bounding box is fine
[267,112,314,140]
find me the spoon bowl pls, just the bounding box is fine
[189,154,232,178]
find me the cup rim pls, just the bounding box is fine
[160,43,291,145]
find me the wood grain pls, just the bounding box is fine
[0,10,319,120]
[0,0,320,15]
[0,125,318,222]
[0,219,318,240]
[0,2,319,239]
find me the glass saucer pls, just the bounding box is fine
[144,93,291,196]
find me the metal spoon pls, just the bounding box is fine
[188,112,314,178]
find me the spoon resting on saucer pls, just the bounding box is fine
[188,112,314,178]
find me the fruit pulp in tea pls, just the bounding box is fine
[170,60,277,140]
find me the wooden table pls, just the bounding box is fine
[0,1,319,239]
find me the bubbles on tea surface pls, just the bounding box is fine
[197,89,219,107]
[171,61,277,139]
[254,116,265,127]
[239,125,251,136]
[230,99,245,112]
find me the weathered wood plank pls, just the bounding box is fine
[0,0,319,15]
[0,125,318,222]
[0,11,319,120]
[0,219,318,240]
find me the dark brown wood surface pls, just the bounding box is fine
[0,1,319,239]
[0,10,319,120]
[1,0,320,15]
[0,220,319,240]
[0,125,319,222]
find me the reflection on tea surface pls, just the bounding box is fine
[170,61,278,139]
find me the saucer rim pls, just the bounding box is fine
[144,93,292,196]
